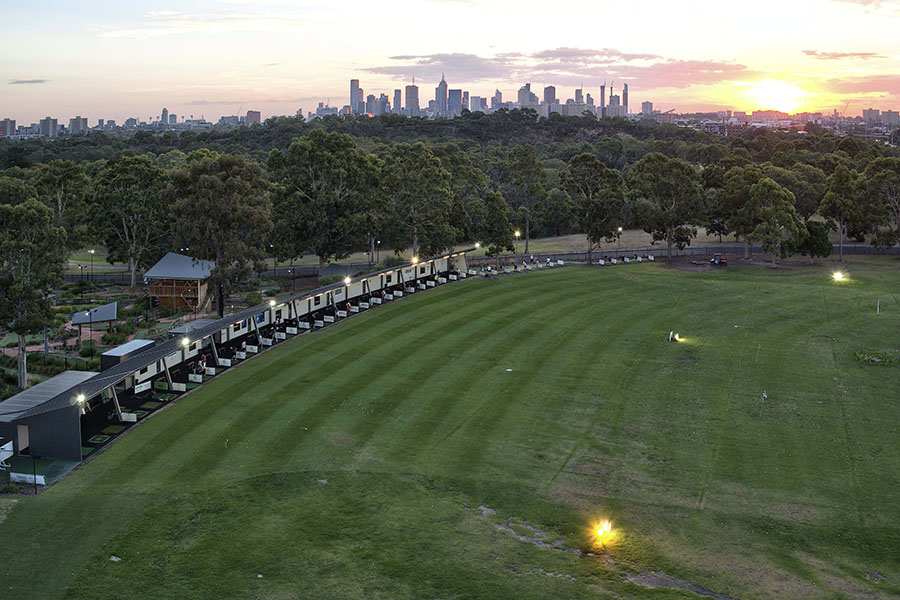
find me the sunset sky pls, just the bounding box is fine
[2,0,898,124]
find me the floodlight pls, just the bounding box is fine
[269,299,276,307]
[76,394,86,404]
[617,226,623,233]
[412,256,419,265]
[674,333,681,342]
[832,271,845,281]
[344,276,351,285]
[181,337,190,347]
[514,230,521,238]
[88,249,95,255]
[474,242,481,249]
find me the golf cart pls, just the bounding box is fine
[710,253,727,266]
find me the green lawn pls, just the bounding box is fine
[2,260,900,599]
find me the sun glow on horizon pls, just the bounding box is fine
[739,79,811,114]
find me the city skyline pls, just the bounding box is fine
[2,0,899,124]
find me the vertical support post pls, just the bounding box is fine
[208,336,220,366]
[163,359,174,392]
[110,387,124,422]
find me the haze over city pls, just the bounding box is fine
[3,0,899,124]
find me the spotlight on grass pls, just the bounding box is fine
[832,271,845,281]
[674,333,681,342]
[594,520,614,546]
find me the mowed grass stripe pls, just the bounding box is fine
[170,278,564,480]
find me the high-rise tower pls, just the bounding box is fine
[435,74,448,116]
[623,83,629,115]
[600,83,606,118]
[350,79,360,114]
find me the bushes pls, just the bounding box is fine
[245,292,262,306]
[79,346,99,358]
[101,332,127,346]
[382,256,406,268]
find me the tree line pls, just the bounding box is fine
[2,118,900,389]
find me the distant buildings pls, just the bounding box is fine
[642,101,653,116]
[68,116,88,135]
[405,82,420,116]
[39,116,58,137]
[246,110,261,125]
[0,119,15,137]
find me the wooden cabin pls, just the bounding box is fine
[144,252,215,311]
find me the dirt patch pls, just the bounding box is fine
[627,571,734,599]
[0,498,18,523]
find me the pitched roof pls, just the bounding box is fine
[144,252,215,281]
[0,371,98,422]
[72,300,117,325]
[101,338,155,358]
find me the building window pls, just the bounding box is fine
[420,266,426,274]
[314,296,321,306]
[139,367,149,375]
[386,274,392,283]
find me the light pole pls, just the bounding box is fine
[617,227,623,257]
[85,310,93,355]
[78,265,86,298]
[514,230,521,256]
[376,240,381,264]
[88,249,95,283]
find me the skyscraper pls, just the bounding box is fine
[246,110,261,125]
[350,79,360,114]
[517,83,537,106]
[161,107,168,127]
[623,83,629,115]
[575,88,583,104]
[366,94,375,115]
[462,91,469,111]
[448,89,462,115]
[435,74,448,116]
[600,83,606,118]
[642,101,653,115]
[0,119,16,136]
[405,82,420,116]
[543,86,556,104]
[491,89,502,110]
[393,89,402,114]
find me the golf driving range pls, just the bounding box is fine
[1,261,899,599]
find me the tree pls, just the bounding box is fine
[797,220,832,261]
[820,165,860,261]
[503,145,546,253]
[169,152,272,316]
[92,154,172,288]
[628,153,704,260]
[721,166,767,258]
[432,144,489,242]
[267,130,382,273]
[746,177,806,266]
[863,157,900,248]
[382,143,455,257]
[534,188,574,237]
[479,191,515,266]
[0,175,38,206]
[563,154,625,263]
[33,160,91,250]
[0,200,67,388]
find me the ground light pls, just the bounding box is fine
[594,520,615,547]
[833,271,845,281]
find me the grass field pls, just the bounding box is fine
[2,260,900,599]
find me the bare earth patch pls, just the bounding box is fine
[626,571,734,599]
